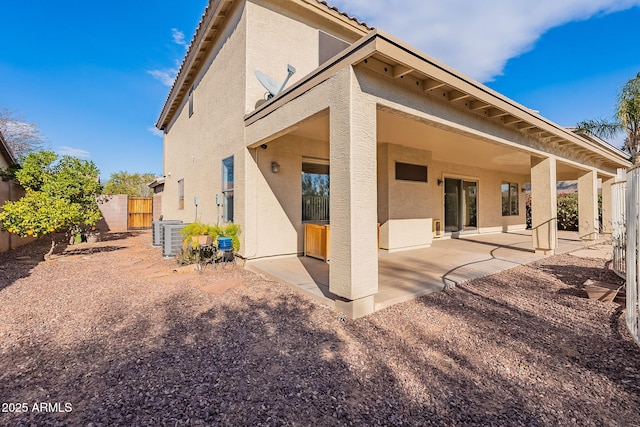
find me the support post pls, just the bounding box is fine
[530,156,557,255]
[329,68,378,318]
[578,170,599,241]
[601,176,615,236]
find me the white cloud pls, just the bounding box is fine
[148,28,187,86]
[147,126,164,137]
[330,0,640,82]
[171,28,188,48]
[57,146,90,158]
[147,68,177,87]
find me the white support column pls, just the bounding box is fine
[329,69,378,318]
[601,176,615,236]
[578,169,599,241]
[530,156,557,255]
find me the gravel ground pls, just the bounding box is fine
[0,231,639,426]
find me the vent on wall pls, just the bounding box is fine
[152,220,183,246]
[433,219,443,238]
[163,223,189,257]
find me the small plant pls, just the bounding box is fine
[176,241,200,266]
[177,221,241,265]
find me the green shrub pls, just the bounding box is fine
[526,193,603,231]
[177,221,241,265]
[556,193,578,230]
[221,222,241,252]
[180,222,241,250]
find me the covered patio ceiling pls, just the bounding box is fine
[287,108,594,177]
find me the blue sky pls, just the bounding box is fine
[1,1,639,181]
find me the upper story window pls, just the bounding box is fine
[188,86,194,117]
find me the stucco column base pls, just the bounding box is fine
[535,248,555,256]
[335,295,375,319]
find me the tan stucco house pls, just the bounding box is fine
[156,0,631,316]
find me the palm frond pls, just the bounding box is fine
[575,118,622,139]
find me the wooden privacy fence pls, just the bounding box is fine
[128,197,153,229]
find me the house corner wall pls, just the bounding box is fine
[161,2,248,248]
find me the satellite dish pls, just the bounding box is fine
[255,64,296,100]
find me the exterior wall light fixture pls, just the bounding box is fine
[271,161,280,173]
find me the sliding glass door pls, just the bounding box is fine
[444,178,477,232]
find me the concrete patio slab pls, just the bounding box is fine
[568,244,613,261]
[247,230,601,314]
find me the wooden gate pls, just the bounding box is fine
[128,197,153,229]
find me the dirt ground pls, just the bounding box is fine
[0,231,639,426]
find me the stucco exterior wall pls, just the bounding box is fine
[245,0,362,114]
[161,1,362,257]
[376,142,527,251]
[246,1,319,112]
[246,134,329,258]
[162,2,248,236]
[428,159,528,232]
[377,143,433,251]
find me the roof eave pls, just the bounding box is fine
[245,30,631,170]
[155,0,371,131]
[0,130,17,165]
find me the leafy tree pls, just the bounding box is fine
[0,151,102,259]
[302,173,329,197]
[577,72,640,163]
[0,108,45,159]
[103,171,156,197]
